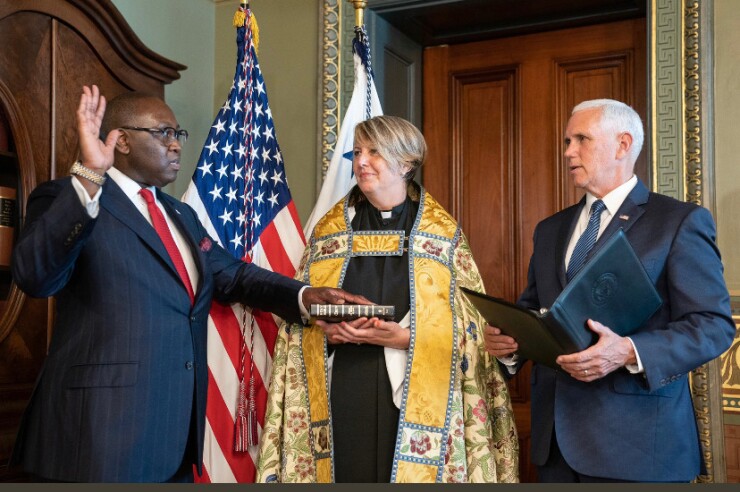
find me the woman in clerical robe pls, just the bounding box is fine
[256,115,518,483]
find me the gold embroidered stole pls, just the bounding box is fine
[302,191,460,482]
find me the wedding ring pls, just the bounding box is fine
[583,369,589,375]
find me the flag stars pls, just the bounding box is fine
[230,232,243,250]
[231,165,244,181]
[221,143,234,157]
[221,100,230,113]
[235,143,247,160]
[258,170,269,185]
[263,126,274,142]
[255,103,264,118]
[238,78,247,90]
[219,209,233,225]
[251,125,261,139]
[262,148,271,162]
[265,106,272,121]
[252,212,262,228]
[212,119,226,134]
[256,79,265,95]
[197,161,213,177]
[254,190,265,206]
[250,146,259,161]
[205,139,219,155]
[216,164,229,180]
[226,187,238,204]
[270,170,284,186]
[208,185,223,201]
[232,99,242,113]
[273,150,283,165]
[229,121,239,136]
[236,210,247,226]
[268,192,280,207]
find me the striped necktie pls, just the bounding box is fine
[566,199,606,282]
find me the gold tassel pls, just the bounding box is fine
[233,8,246,28]
[233,8,259,55]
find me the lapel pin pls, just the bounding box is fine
[619,214,629,221]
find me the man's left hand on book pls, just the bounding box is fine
[556,319,637,382]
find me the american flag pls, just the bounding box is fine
[181,6,304,483]
[303,26,382,237]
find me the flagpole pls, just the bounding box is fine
[348,0,367,28]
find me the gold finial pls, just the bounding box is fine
[348,0,367,28]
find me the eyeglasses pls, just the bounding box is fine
[121,126,189,145]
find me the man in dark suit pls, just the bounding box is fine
[10,85,368,482]
[484,99,735,482]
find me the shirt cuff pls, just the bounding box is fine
[298,285,310,323]
[624,337,644,374]
[71,175,102,218]
[498,353,520,375]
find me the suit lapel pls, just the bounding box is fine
[100,180,197,289]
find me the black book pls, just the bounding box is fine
[461,229,662,369]
[309,304,395,322]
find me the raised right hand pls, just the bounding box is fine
[76,85,121,175]
[483,324,519,357]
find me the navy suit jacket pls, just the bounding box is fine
[10,177,306,482]
[518,179,734,481]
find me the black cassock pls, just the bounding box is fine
[330,192,418,483]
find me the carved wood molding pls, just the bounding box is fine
[0,81,34,343]
[0,0,185,87]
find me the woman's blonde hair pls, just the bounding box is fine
[353,115,426,182]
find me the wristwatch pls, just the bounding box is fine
[70,161,106,186]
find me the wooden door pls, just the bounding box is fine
[423,18,647,482]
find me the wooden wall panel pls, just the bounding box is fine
[453,70,517,301]
[726,423,740,483]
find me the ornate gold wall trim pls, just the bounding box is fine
[685,1,702,205]
[651,0,684,199]
[318,0,341,190]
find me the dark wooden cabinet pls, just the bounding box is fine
[0,0,184,481]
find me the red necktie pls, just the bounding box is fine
[139,188,195,304]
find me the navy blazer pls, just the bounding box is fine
[518,179,734,481]
[10,177,305,482]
